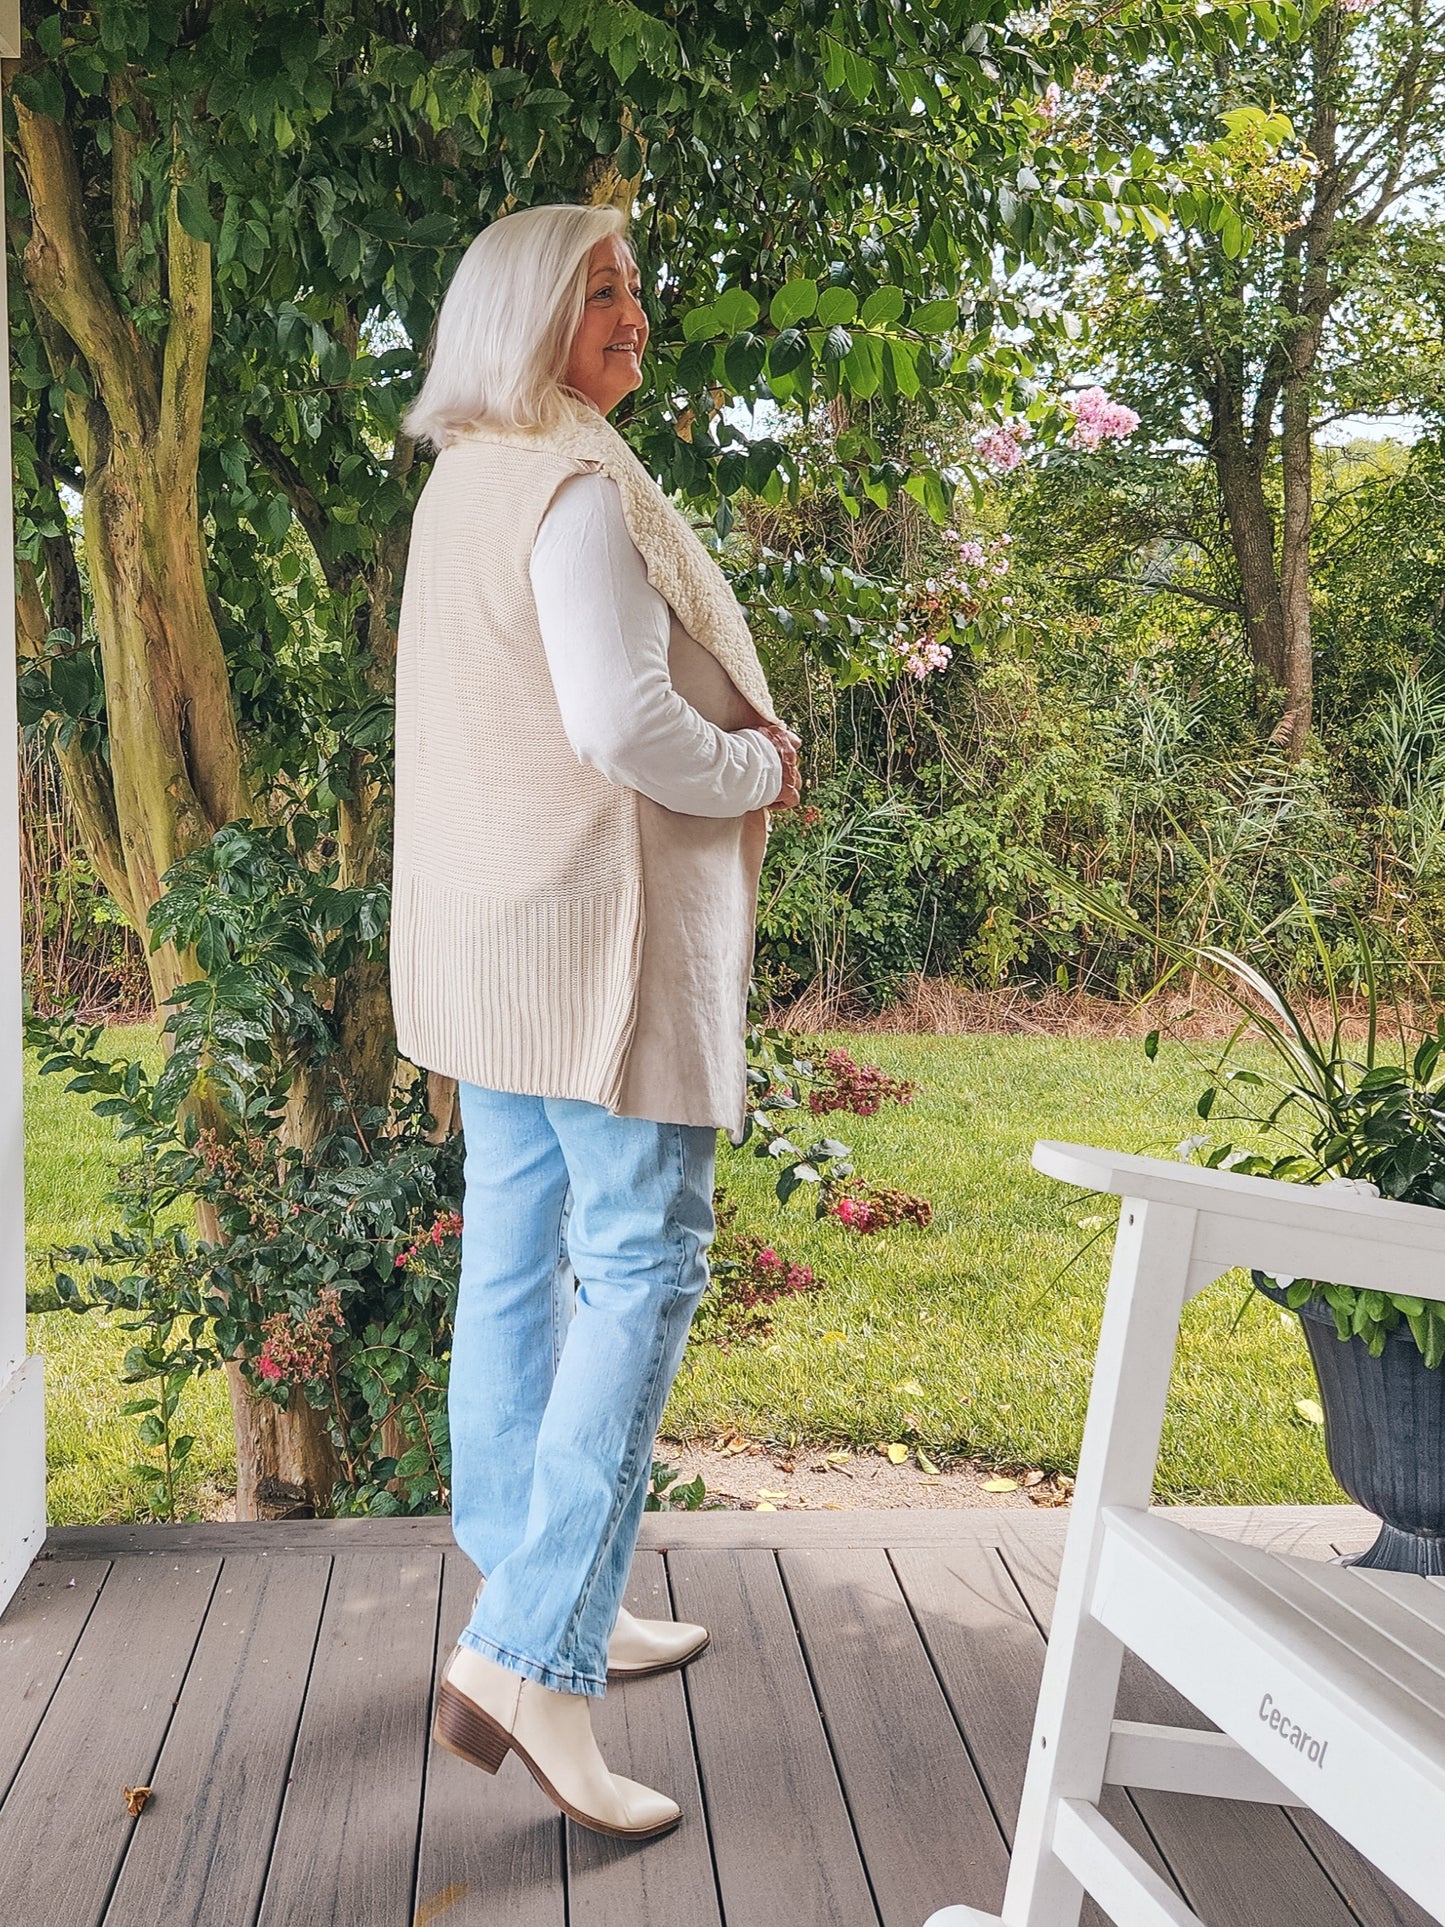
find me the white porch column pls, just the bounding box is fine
[0,0,49,1613]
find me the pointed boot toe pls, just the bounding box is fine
[610,1771,682,1832]
[607,1605,711,1679]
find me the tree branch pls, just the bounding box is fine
[14,558,135,923]
[158,124,212,482]
[1095,571,1242,614]
[8,72,161,440]
[240,421,351,593]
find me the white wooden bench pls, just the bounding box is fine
[926,1140,1445,1927]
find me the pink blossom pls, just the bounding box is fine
[1069,386,1140,451]
[835,1196,878,1233]
[896,637,953,680]
[1039,82,1062,121]
[257,1351,284,1382]
[974,420,1033,472]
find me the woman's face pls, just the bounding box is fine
[564,237,649,416]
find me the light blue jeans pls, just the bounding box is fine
[450,1082,717,1697]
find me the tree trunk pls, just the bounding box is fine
[225,1363,341,1520]
[1276,343,1316,756]
[10,84,344,1514]
[1209,392,1288,701]
[1271,15,1343,758]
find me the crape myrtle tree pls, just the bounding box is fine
[6,0,1282,1514]
[1039,0,1445,756]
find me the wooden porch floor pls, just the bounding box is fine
[0,1505,1430,1927]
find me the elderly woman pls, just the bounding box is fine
[392,202,800,1840]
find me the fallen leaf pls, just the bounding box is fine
[896,1378,925,1398]
[1295,1397,1325,1426]
[1022,1469,1047,1488]
[123,1785,153,1817]
[757,1488,788,1500]
[415,1884,471,1927]
[755,1501,777,1512]
[902,1410,924,1433]
[822,1330,849,1344]
[824,1449,852,1465]
[916,1449,941,1476]
[982,1477,1019,1493]
[886,1443,910,1465]
[725,1440,749,1456]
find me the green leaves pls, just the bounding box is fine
[770,280,818,328]
[909,299,959,336]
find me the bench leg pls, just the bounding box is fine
[928,1198,1200,1927]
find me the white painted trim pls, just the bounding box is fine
[0,27,47,1608]
[0,1357,45,1610]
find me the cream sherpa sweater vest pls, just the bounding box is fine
[390,396,778,1108]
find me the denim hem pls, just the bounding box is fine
[456,1626,607,1699]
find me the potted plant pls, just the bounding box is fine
[1141,919,1445,1573]
[1058,868,1445,1574]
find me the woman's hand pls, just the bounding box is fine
[755,720,802,809]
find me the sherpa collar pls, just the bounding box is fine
[454,397,778,725]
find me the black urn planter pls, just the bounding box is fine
[1254,1272,1445,1574]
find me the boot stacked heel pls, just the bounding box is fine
[434,1679,512,1774]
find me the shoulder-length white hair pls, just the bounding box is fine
[403,202,630,448]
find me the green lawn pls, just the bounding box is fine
[686,1033,1334,1505]
[25,1027,1339,1523]
[25,1024,236,1525]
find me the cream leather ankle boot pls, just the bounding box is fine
[469,1579,709,1679]
[435,1645,681,1838]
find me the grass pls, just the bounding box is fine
[24,1025,1340,1523]
[25,1024,235,1524]
[686,1031,1336,1507]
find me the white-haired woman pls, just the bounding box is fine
[392,202,800,1839]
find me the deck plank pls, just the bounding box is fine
[256,1552,440,1927]
[781,1544,1010,1927]
[566,1551,723,1927]
[670,1548,880,1927]
[413,1549,565,1927]
[0,1555,108,1800]
[0,1554,220,1927]
[890,1541,1168,1927]
[39,1502,1375,1557]
[999,1519,1367,1927]
[101,1553,330,1927]
[0,1507,1417,1927]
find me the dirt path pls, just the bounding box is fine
[654,1435,1074,1512]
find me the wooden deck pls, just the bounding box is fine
[0,1505,1430,1927]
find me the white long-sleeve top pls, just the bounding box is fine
[530,473,783,814]
[527,470,778,1133]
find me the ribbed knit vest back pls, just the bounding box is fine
[391,437,646,1105]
